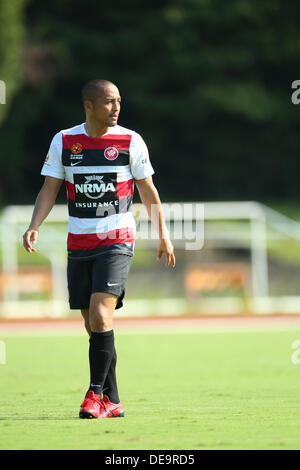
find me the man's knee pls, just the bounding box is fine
[90,310,111,332]
[89,292,117,332]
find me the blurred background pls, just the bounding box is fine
[1,0,300,318]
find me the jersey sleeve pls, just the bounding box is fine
[129,132,155,180]
[40,132,65,180]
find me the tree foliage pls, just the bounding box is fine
[1,0,300,205]
[0,0,27,124]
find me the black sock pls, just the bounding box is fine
[88,330,114,397]
[102,347,120,404]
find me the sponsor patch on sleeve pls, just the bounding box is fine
[44,152,51,165]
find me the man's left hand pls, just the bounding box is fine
[157,238,176,268]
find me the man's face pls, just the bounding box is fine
[85,84,121,127]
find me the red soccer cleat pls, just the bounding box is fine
[79,390,102,419]
[99,395,125,418]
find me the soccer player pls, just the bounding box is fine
[23,79,175,419]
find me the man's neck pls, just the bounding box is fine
[84,120,109,137]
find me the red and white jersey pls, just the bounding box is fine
[41,123,154,259]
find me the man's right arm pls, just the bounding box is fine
[23,176,63,253]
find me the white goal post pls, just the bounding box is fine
[1,201,300,317]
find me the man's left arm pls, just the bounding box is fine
[134,176,175,268]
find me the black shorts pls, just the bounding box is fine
[67,253,132,310]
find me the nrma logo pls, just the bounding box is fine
[75,174,116,199]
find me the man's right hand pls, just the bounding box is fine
[22,176,63,254]
[23,228,39,253]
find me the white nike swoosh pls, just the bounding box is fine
[70,161,82,166]
[107,282,119,286]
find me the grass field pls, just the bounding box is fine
[1,327,300,450]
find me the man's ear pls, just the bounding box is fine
[83,100,93,113]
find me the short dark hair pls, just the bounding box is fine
[81,79,117,104]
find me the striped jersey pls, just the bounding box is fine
[41,123,154,259]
